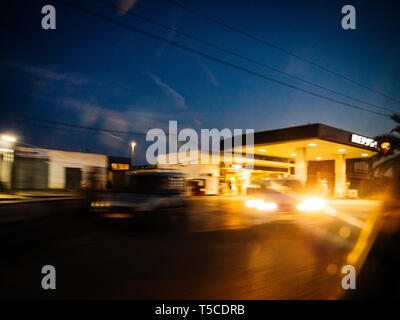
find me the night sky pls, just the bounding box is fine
[1,0,399,164]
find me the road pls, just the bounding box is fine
[0,197,382,299]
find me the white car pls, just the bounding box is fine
[245,179,328,215]
[91,171,188,217]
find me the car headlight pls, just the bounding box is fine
[296,198,326,212]
[245,200,264,208]
[257,202,278,211]
[245,199,277,211]
[91,201,111,207]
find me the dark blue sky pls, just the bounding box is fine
[1,0,399,164]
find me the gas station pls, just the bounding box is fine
[223,123,378,197]
[161,123,379,198]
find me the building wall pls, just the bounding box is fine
[13,147,108,190]
[158,161,220,195]
[12,157,49,190]
[0,138,16,190]
[46,149,107,189]
[307,160,335,196]
[346,158,373,198]
[0,151,14,190]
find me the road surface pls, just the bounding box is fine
[0,197,382,299]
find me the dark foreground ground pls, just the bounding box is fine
[0,197,396,299]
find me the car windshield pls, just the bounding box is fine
[261,180,303,193]
[126,175,184,195]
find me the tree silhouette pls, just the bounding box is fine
[374,114,400,198]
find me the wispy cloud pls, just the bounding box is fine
[62,98,169,133]
[61,97,203,137]
[2,60,88,86]
[117,0,140,15]
[196,55,220,87]
[148,73,188,109]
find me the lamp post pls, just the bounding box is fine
[130,142,136,170]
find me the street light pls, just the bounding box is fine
[1,135,16,143]
[131,142,136,169]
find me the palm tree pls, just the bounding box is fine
[374,114,400,198]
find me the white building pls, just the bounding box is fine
[158,151,220,195]
[12,147,108,190]
[0,134,16,190]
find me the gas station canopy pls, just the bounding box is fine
[235,123,378,160]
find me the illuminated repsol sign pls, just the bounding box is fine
[351,134,378,148]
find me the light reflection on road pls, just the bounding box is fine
[0,196,384,299]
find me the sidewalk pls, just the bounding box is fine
[14,190,82,198]
[327,198,382,206]
[0,190,82,200]
[0,193,27,201]
[0,195,87,224]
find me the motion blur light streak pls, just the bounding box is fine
[91,201,111,207]
[346,203,382,267]
[102,213,133,218]
[296,198,327,212]
[257,202,278,211]
[231,164,243,169]
[334,211,364,229]
[325,207,337,216]
[245,200,264,208]
[245,199,277,211]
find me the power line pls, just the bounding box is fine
[159,0,400,105]
[12,117,128,138]
[56,0,391,117]
[6,112,185,137]
[95,0,397,114]
[5,111,147,136]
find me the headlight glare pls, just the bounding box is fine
[257,202,278,211]
[246,199,277,211]
[297,198,326,212]
[91,201,110,207]
[246,200,264,208]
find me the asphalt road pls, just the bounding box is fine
[0,197,382,299]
